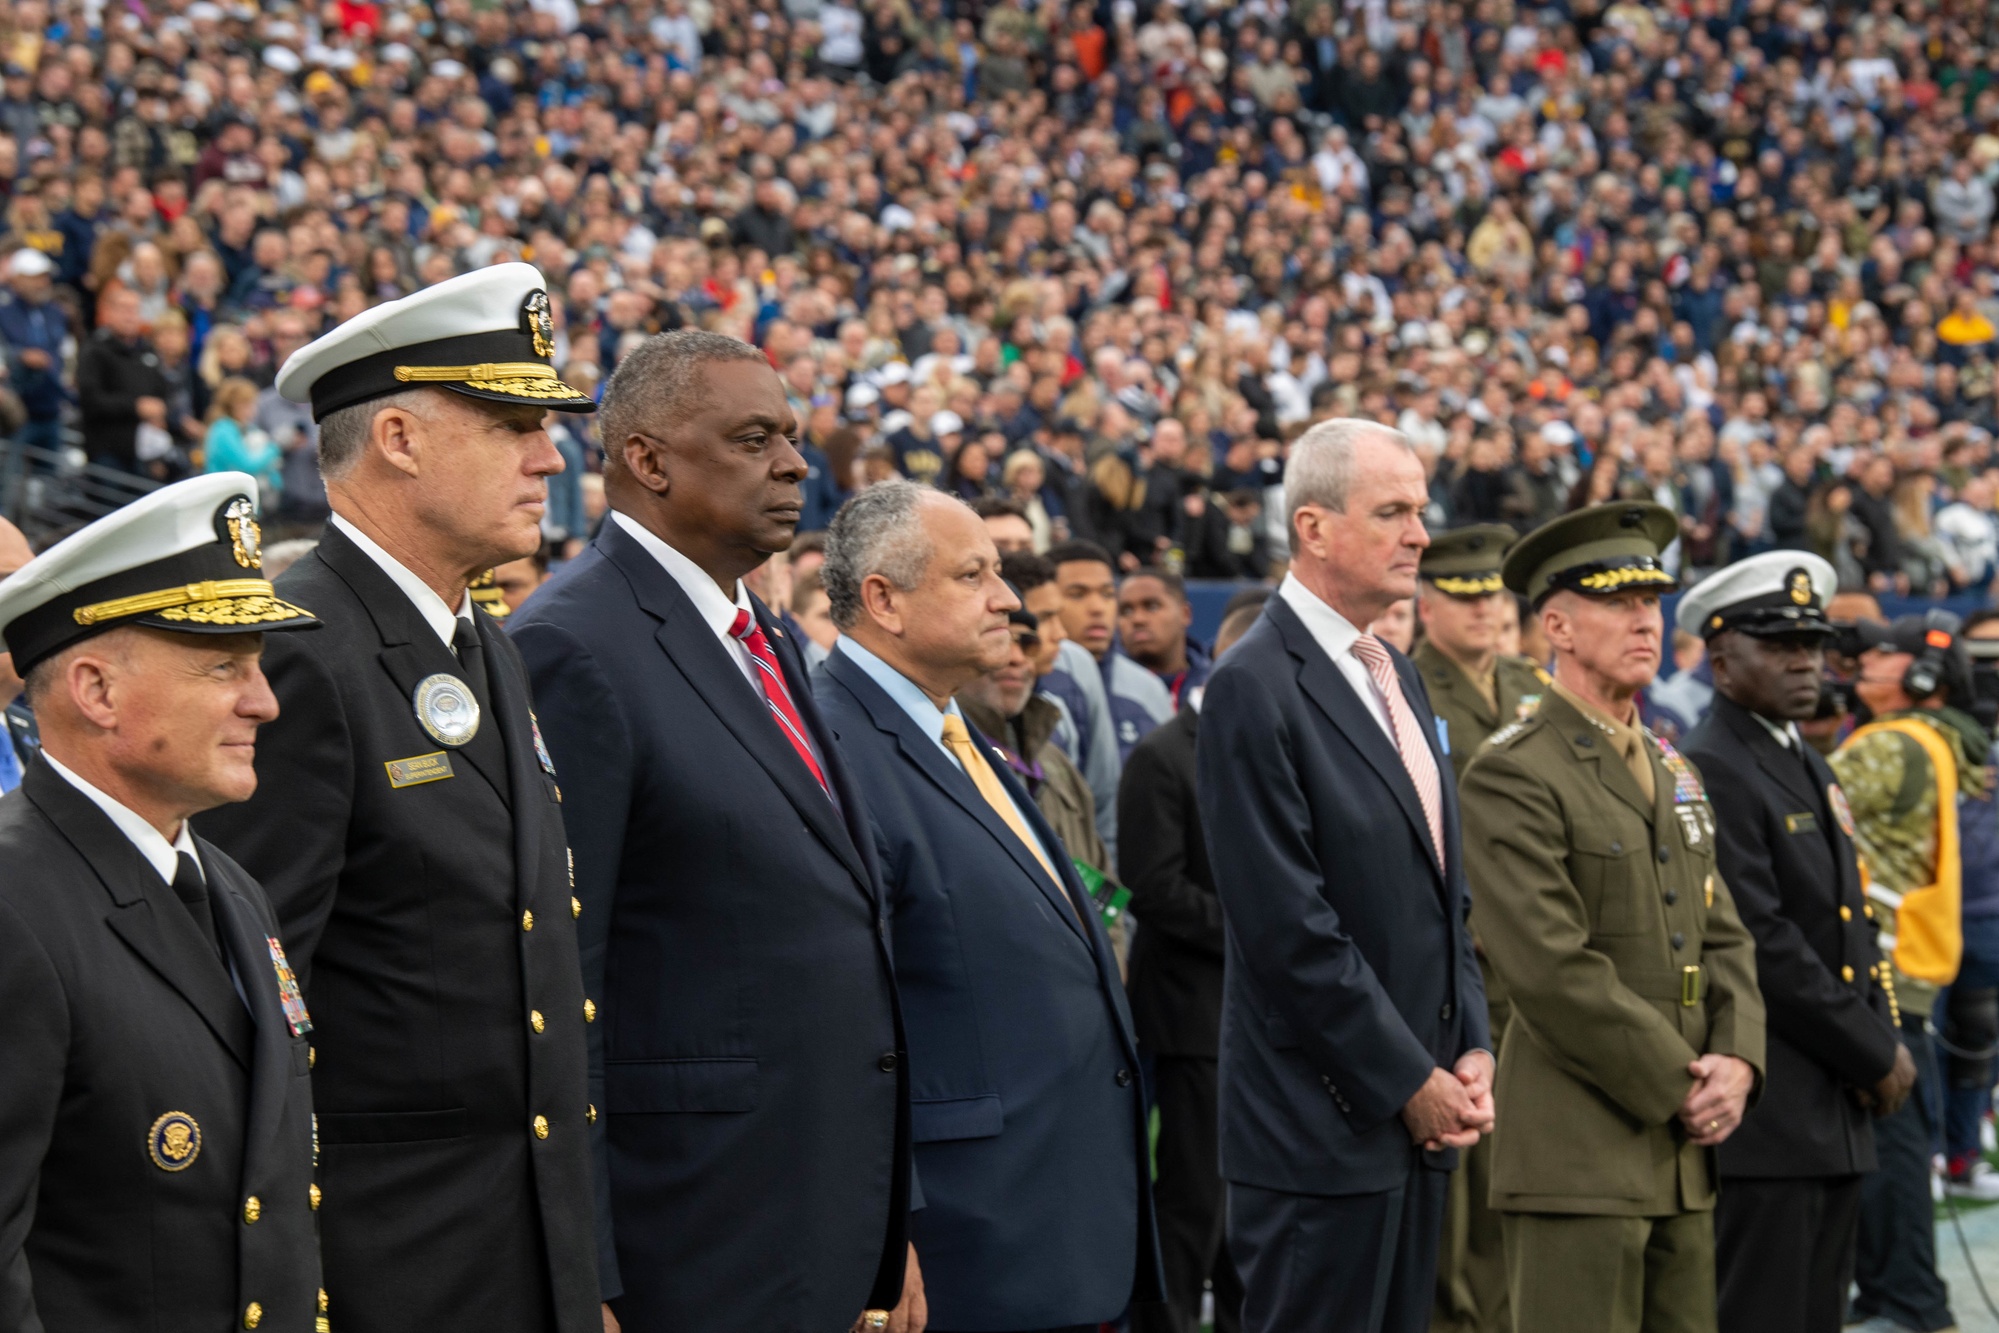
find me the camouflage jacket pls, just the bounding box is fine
[1829,706,1990,1015]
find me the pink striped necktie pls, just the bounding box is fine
[729,608,831,798]
[1350,632,1446,872]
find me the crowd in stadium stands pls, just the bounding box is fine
[1,0,1999,591]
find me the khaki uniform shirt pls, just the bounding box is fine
[1459,687,1766,1216]
[1413,641,1552,784]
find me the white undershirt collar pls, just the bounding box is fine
[331,513,474,650]
[42,750,200,885]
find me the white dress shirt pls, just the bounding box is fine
[1277,573,1396,741]
[1752,711,1804,750]
[43,751,201,885]
[331,513,475,651]
[610,510,760,691]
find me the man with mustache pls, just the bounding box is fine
[196,264,602,1333]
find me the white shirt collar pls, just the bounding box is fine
[331,512,474,650]
[42,750,200,885]
[1751,709,1802,750]
[1277,571,1365,658]
[610,509,753,637]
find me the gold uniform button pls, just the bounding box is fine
[586,1103,598,1123]
[533,1114,550,1140]
[522,910,535,932]
[309,1183,322,1211]
[1842,965,1856,982]
[244,1302,264,1329]
[572,895,582,919]
[1865,903,1875,919]
[530,1010,546,1034]
[1841,905,1853,921]
[243,1196,261,1224]
[584,999,597,1023]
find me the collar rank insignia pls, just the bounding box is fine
[268,936,312,1037]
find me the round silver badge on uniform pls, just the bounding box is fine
[413,673,480,747]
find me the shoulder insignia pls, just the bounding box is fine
[1487,717,1534,748]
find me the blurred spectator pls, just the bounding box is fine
[75,285,169,474]
[201,375,281,502]
[1117,568,1209,709]
[1049,540,1173,762]
[0,249,68,454]
[1937,473,1999,595]
[492,543,554,614]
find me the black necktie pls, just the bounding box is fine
[453,618,492,714]
[171,851,222,960]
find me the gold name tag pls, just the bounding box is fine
[385,752,455,788]
[1784,812,1818,834]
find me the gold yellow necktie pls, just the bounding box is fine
[940,712,1060,886]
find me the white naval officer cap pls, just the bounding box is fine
[275,261,595,422]
[0,473,319,676]
[1675,550,1837,641]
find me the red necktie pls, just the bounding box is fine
[730,609,831,798]
[1351,632,1446,872]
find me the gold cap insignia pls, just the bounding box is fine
[524,289,555,359]
[222,495,262,570]
[1788,569,1811,605]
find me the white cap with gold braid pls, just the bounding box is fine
[0,472,319,676]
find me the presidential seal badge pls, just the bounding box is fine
[268,936,313,1037]
[220,495,262,570]
[523,289,555,359]
[412,673,480,747]
[149,1111,202,1171]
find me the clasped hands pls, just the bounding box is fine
[1400,1050,1496,1150]
[1679,1053,1755,1146]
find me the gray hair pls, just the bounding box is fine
[599,329,768,468]
[1283,417,1417,553]
[821,480,940,630]
[317,389,429,481]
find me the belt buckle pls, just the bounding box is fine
[1680,964,1703,1007]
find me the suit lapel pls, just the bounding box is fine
[478,607,546,917]
[207,848,295,1161]
[600,523,871,894]
[1721,698,1823,813]
[827,650,1091,948]
[23,761,252,1068]
[315,526,512,804]
[1269,600,1443,882]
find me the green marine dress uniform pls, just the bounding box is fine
[1456,502,1764,1333]
[1460,686,1764,1333]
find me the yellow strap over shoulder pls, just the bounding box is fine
[1849,717,1963,985]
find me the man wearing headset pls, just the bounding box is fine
[1832,612,1984,1333]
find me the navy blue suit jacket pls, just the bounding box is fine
[1195,595,1489,1198]
[813,646,1162,1331]
[508,519,909,1332]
